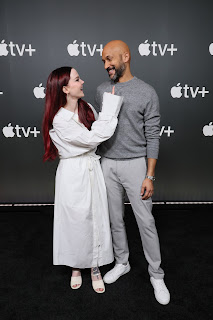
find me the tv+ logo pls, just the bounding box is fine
[160,126,175,137]
[138,40,177,56]
[0,40,36,57]
[67,40,103,57]
[170,83,209,98]
[2,123,40,138]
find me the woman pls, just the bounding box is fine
[42,66,123,293]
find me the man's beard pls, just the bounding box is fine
[107,62,126,83]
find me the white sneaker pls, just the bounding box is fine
[103,262,131,284]
[150,277,170,305]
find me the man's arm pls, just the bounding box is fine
[141,158,157,200]
[141,89,160,200]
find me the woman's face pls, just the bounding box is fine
[64,68,84,99]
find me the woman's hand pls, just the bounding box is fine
[105,86,115,95]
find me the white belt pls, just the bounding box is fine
[85,153,101,171]
[60,152,101,171]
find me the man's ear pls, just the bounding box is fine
[123,52,130,63]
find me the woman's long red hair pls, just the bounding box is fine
[42,66,95,162]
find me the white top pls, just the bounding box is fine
[49,92,123,159]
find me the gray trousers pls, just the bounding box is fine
[101,157,164,279]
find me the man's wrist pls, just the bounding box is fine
[146,175,156,181]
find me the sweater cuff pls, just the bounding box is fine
[101,92,123,117]
[147,142,160,159]
[147,148,159,159]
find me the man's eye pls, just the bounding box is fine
[76,79,79,81]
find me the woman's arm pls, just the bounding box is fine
[50,92,123,154]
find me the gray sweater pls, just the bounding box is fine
[94,76,160,160]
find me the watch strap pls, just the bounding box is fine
[146,175,156,181]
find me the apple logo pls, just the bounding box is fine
[0,40,9,56]
[2,123,15,138]
[209,43,213,55]
[203,122,213,136]
[170,83,182,98]
[33,83,46,99]
[138,40,151,56]
[67,40,80,56]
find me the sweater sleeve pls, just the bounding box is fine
[94,87,102,113]
[143,89,161,159]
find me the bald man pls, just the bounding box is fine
[94,40,170,305]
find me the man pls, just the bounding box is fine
[94,40,170,305]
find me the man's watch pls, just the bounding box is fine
[146,175,156,181]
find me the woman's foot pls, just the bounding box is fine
[70,269,82,289]
[91,267,105,293]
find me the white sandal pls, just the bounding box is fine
[92,279,105,293]
[91,267,105,293]
[70,275,82,289]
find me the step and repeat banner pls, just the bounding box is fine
[0,0,212,203]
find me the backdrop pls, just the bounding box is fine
[0,0,212,203]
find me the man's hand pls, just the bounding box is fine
[140,178,154,200]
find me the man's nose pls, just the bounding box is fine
[105,61,110,70]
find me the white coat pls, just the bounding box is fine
[49,93,123,268]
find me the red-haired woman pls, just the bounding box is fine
[42,66,123,293]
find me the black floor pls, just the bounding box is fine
[1,205,212,320]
